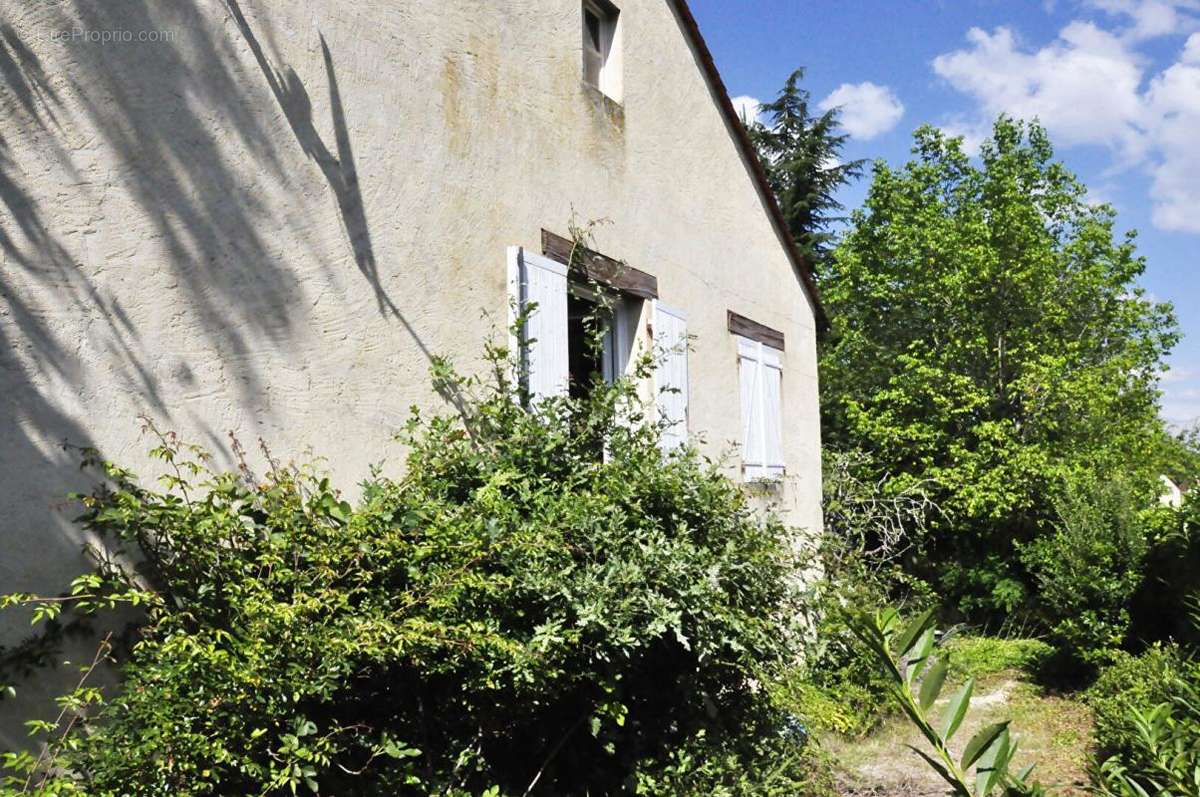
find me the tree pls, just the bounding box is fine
[746,69,864,272]
[820,117,1179,623]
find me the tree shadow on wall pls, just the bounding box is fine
[0,0,439,745]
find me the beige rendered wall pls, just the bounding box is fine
[0,0,821,740]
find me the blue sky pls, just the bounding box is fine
[689,0,1200,427]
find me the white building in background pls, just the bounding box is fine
[1160,475,1184,508]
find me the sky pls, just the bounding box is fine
[689,0,1200,428]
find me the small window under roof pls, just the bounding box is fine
[582,1,621,102]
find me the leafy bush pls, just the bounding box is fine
[943,636,1054,683]
[1129,495,1200,648]
[1087,644,1192,761]
[1021,476,1149,668]
[798,449,939,737]
[0,338,814,795]
[1091,665,1200,796]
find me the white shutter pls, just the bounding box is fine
[738,337,764,477]
[737,336,784,480]
[507,247,568,401]
[653,301,689,450]
[761,345,785,477]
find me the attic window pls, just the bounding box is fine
[582,1,621,101]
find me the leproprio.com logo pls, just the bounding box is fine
[47,27,179,44]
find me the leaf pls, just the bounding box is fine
[909,627,936,681]
[919,657,949,712]
[961,721,1009,770]
[972,728,1008,797]
[894,607,937,659]
[939,677,974,742]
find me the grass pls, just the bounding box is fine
[822,635,1093,797]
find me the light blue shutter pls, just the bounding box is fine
[761,344,785,477]
[507,247,568,401]
[737,335,784,480]
[738,337,764,478]
[653,301,689,450]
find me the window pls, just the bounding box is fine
[582,0,621,101]
[737,335,784,481]
[507,246,688,450]
[507,246,640,402]
[566,285,638,399]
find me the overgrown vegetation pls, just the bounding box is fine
[747,76,1200,792]
[853,604,1200,797]
[0,328,823,794]
[849,608,1048,796]
[820,117,1179,638]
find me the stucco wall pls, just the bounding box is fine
[0,0,821,740]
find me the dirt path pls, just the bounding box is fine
[824,672,1093,796]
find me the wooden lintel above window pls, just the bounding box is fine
[727,310,785,351]
[541,229,658,300]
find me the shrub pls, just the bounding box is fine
[1091,664,1200,796]
[1129,495,1200,648]
[1021,476,1148,668]
[0,337,813,795]
[943,636,1054,682]
[1087,644,1192,761]
[798,448,939,737]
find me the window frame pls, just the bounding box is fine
[581,0,621,101]
[736,334,785,482]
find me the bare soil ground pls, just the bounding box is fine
[824,671,1094,796]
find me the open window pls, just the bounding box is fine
[582,0,621,101]
[507,246,640,403]
[567,285,639,399]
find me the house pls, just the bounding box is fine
[1160,475,1184,508]
[0,0,824,738]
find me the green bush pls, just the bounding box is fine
[1,339,814,795]
[943,636,1054,682]
[1091,663,1200,796]
[1129,496,1200,648]
[1022,476,1149,668]
[796,449,940,737]
[1087,644,1192,761]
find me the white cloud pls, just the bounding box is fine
[730,95,763,126]
[932,22,1200,232]
[1084,0,1200,40]
[932,24,1145,155]
[818,82,905,140]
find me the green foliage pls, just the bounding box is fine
[0,337,812,795]
[821,117,1179,624]
[746,68,865,271]
[1130,493,1200,648]
[797,449,940,737]
[943,637,1055,683]
[1091,656,1200,796]
[848,607,1047,796]
[631,727,839,797]
[1088,603,1200,795]
[1088,644,1193,762]
[1022,477,1149,668]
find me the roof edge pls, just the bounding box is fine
[666,0,830,333]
